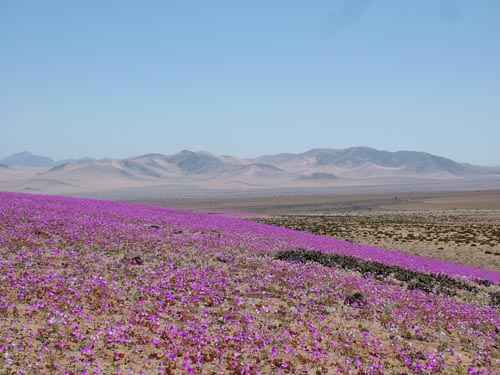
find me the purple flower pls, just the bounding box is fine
[81,346,91,355]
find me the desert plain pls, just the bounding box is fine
[141,189,500,272]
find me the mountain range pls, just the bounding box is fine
[1,148,499,197]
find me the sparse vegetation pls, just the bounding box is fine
[254,213,500,271]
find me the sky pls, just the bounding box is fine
[1,0,499,165]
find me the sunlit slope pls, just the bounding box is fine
[0,192,499,374]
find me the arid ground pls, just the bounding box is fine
[2,191,500,374]
[140,189,500,272]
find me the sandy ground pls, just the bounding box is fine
[135,189,500,214]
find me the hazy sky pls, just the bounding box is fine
[1,0,499,165]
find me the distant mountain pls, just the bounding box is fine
[55,157,96,166]
[0,152,107,168]
[0,151,56,167]
[164,150,228,174]
[256,147,470,178]
[298,172,339,181]
[1,147,499,196]
[215,163,291,181]
[254,152,298,165]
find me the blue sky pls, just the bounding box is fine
[1,0,499,165]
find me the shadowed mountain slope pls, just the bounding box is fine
[0,151,56,167]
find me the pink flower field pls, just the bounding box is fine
[0,192,499,374]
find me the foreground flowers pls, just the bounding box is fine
[0,192,499,374]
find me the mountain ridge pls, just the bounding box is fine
[1,147,499,196]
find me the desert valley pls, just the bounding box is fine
[1,147,500,198]
[1,148,500,374]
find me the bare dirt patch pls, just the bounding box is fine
[137,189,500,214]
